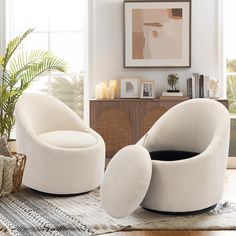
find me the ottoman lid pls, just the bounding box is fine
[100,145,152,218]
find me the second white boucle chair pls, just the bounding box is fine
[101,99,230,218]
[15,93,105,194]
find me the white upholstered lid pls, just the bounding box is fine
[100,145,152,218]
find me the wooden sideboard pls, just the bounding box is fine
[90,98,228,158]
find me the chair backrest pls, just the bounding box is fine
[15,93,84,135]
[139,99,230,153]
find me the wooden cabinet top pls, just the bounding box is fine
[90,98,228,103]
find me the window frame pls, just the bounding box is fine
[220,0,236,168]
[0,0,6,56]
[3,0,89,123]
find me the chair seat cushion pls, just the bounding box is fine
[39,131,97,148]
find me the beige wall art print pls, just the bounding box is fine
[124,1,191,68]
[132,8,183,60]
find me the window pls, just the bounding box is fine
[6,0,86,119]
[224,0,236,114]
[223,0,236,158]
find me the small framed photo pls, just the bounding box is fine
[120,77,142,98]
[140,81,155,99]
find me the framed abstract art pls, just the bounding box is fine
[124,0,191,68]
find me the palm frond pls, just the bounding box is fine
[9,50,54,79]
[4,28,34,67]
[13,56,67,89]
[5,51,67,90]
[0,28,68,139]
[2,70,11,84]
[9,50,54,73]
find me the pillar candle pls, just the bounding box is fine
[95,85,103,99]
[106,86,111,99]
[109,80,117,99]
[102,81,107,99]
[109,80,117,87]
[110,86,116,99]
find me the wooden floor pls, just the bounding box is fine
[103,170,236,236]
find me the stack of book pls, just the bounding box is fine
[161,91,183,96]
[159,91,189,100]
[187,73,210,99]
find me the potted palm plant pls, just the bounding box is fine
[0,28,67,146]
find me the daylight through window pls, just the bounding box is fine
[6,0,85,118]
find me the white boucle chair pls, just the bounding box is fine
[138,98,230,213]
[15,93,105,194]
[100,98,230,218]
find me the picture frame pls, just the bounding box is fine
[140,81,155,99]
[120,77,142,98]
[124,0,191,68]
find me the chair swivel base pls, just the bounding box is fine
[143,204,217,216]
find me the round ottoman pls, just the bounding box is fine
[101,146,220,218]
[141,150,217,215]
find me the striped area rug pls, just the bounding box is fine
[0,188,236,236]
[0,189,93,236]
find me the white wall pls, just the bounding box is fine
[0,0,6,55]
[90,0,220,98]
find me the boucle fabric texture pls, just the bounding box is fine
[101,145,152,218]
[137,99,230,213]
[0,156,16,196]
[0,135,12,157]
[15,93,105,194]
[38,130,97,148]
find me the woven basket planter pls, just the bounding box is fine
[11,152,26,193]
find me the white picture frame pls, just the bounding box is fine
[140,81,155,99]
[120,77,142,98]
